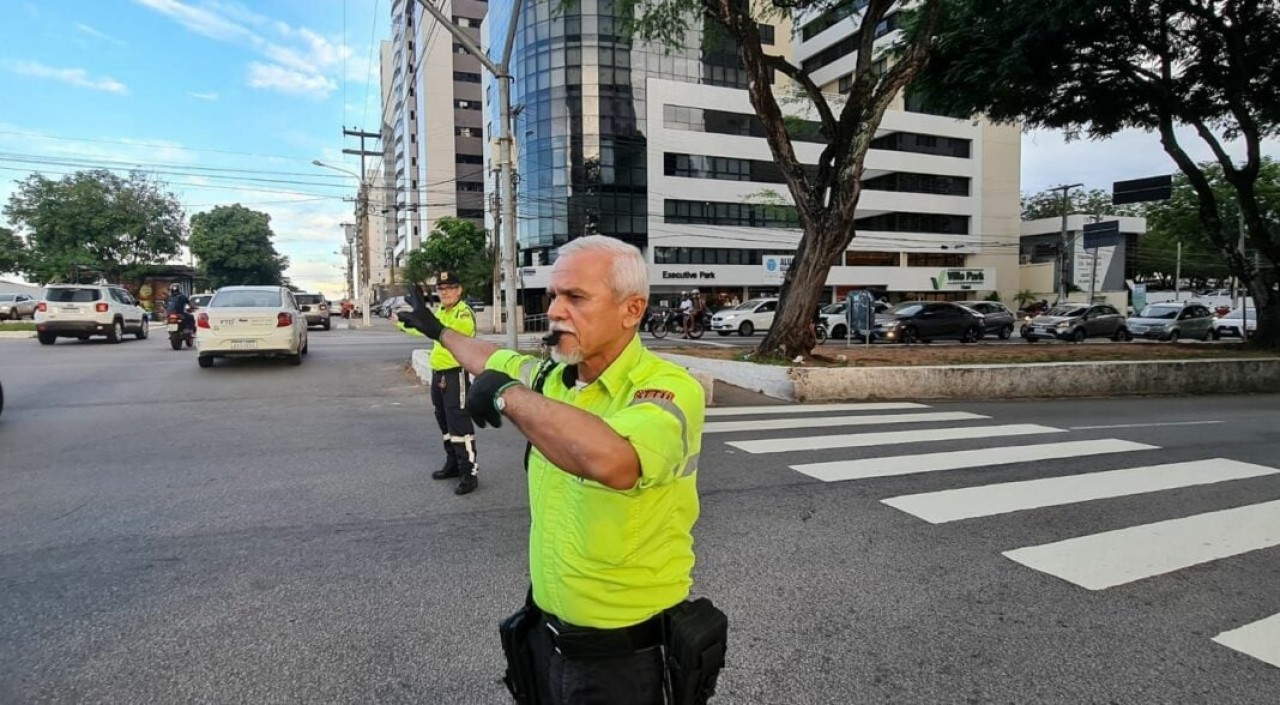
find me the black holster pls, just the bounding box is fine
[498,591,541,704]
[664,598,728,705]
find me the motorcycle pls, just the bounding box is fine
[649,308,706,339]
[167,312,195,350]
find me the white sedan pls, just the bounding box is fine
[1214,308,1259,339]
[195,286,309,368]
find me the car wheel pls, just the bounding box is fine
[37,332,56,345]
[288,352,303,366]
[901,326,919,344]
[107,319,123,344]
[738,321,754,337]
[1112,327,1131,342]
[1202,328,1214,341]
[999,324,1013,340]
[832,325,847,340]
[77,335,90,341]
[960,326,980,344]
[197,355,214,368]
[301,339,309,355]
[1210,329,1221,341]
[717,331,730,336]
[1071,328,1086,343]
[136,319,149,340]
[322,320,331,331]
[1166,329,1180,343]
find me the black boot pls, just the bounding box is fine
[433,437,460,479]
[455,473,478,495]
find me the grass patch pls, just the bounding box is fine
[0,321,36,332]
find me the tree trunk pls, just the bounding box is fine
[757,226,843,359]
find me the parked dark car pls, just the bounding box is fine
[872,301,984,344]
[1023,303,1129,343]
[962,301,1016,340]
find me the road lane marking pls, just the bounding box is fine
[706,411,987,434]
[727,424,1064,454]
[793,439,1156,482]
[1068,421,1224,430]
[1003,498,1280,590]
[706,402,928,417]
[884,458,1277,523]
[1213,613,1280,668]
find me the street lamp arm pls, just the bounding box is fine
[313,159,361,180]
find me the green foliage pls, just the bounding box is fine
[984,291,1001,302]
[1013,289,1039,307]
[0,227,26,275]
[1021,188,1146,221]
[189,205,289,289]
[403,217,493,296]
[3,169,186,284]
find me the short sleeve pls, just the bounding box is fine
[394,320,425,337]
[485,349,546,387]
[451,307,476,337]
[603,375,703,491]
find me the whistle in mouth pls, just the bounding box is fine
[542,330,564,346]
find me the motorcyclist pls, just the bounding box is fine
[165,283,193,330]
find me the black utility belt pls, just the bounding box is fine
[543,612,665,659]
[431,366,463,374]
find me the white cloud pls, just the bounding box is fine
[188,91,219,101]
[4,60,128,94]
[75,23,128,47]
[247,61,336,98]
[131,0,254,42]
[1021,126,1280,195]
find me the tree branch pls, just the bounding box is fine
[762,54,837,137]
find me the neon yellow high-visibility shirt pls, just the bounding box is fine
[485,335,704,629]
[395,301,476,370]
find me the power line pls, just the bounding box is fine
[362,0,383,129]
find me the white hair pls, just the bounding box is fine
[556,235,649,301]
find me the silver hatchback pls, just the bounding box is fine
[1127,302,1217,341]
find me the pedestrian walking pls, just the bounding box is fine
[396,236,726,704]
[395,271,480,495]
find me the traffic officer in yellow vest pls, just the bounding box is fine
[397,236,720,704]
[395,271,480,495]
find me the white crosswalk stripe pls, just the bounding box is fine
[792,439,1156,482]
[727,423,1064,454]
[1212,613,1280,669]
[882,458,1279,524]
[1002,499,1280,590]
[706,411,988,434]
[706,402,928,417]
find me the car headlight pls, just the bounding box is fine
[721,314,736,321]
[1055,321,1072,328]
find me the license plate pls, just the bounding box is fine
[231,340,258,350]
[62,306,79,313]
[166,324,179,332]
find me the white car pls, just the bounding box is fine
[710,298,778,336]
[34,284,150,345]
[195,286,309,368]
[1214,307,1259,338]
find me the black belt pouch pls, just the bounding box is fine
[664,598,728,705]
[498,593,541,704]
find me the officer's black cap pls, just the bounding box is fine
[435,271,461,287]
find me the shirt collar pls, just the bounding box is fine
[592,334,643,398]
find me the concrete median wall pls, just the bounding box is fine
[789,358,1280,402]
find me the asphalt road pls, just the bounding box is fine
[1,324,1277,704]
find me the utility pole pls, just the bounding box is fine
[490,188,503,334]
[1175,240,1182,300]
[1051,183,1084,303]
[415,0,524,350]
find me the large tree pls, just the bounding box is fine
[403,217,493,297]
[0,227,26,276]
[910,0,1280,345]
[621,0,944,357]
[3,169,186,284]
[189,205,289,289]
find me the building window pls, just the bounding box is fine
[838,74,854,94]
[455,126,480,137]
[663,105,825,144]
[452,16,481,28]
[856,212,970,234]
[845,251,899,267]
[655,247,793,265]
[801,12,900,74]
[456,154,484,165]
[453,71,482,84]
[906,253,966,267]
[664,199,800,228]
[800,0,871,41]
[457,208,485,219]
[870,132,971,158]
[454,43,469,54]
[456,182,485,193]
[663,152,809,184]
[862,172,971,196]
[758,23,775,45]
[455,99,481,110]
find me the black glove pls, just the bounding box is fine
[466,370,522,428]
[398,284,445,339]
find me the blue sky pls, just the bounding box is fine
[0,0,389,297]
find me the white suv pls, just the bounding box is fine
[34,284,150,345]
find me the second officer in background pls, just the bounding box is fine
[396,271,480,495]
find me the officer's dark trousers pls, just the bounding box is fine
[431,368,476,476]
[526,615,665,705]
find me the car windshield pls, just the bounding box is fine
[295,295,323,305]
[733,300,765,310]
[1046,307,1087,317]
[821,303,845,314]
[1139,305,1181,319]
[888,303,923,317]
[190,295,212,306]
[44,288,100,302]
[210,290,283,308]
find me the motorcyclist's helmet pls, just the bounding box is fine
[170,283,181,294]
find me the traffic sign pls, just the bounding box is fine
[1113,175,1172,205]
[1082,220,1120,250]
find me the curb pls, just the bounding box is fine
[0,331,35,339]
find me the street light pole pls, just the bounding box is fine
[414,0,523,349]
[1050,183,1084,303]
[314,159,371,327]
